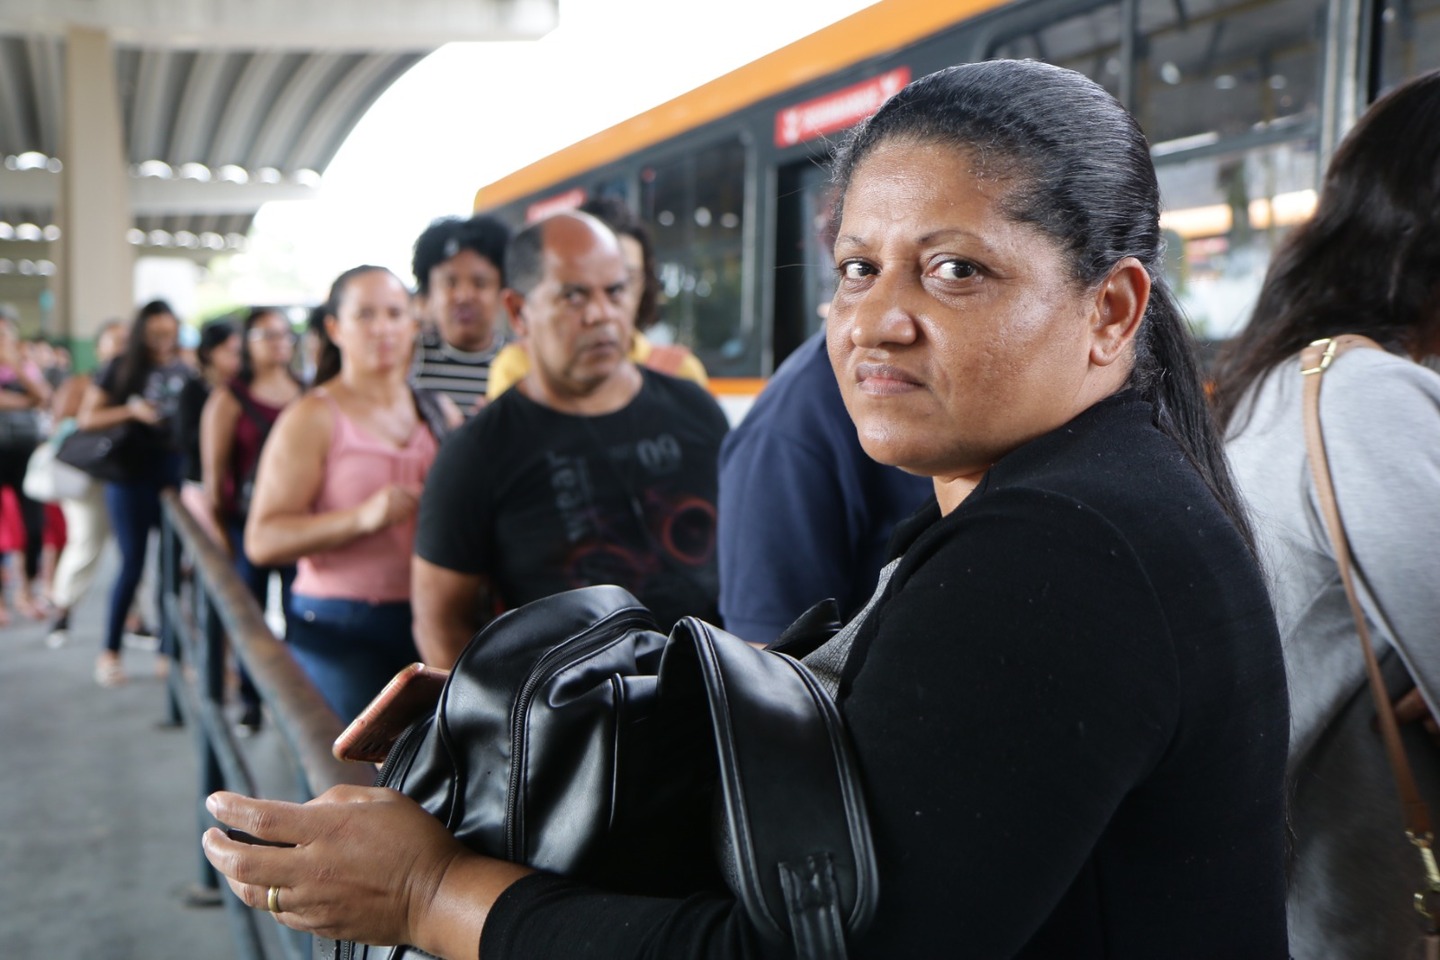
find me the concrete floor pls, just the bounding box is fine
[0,548,254,960]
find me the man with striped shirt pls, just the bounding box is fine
[411,215,512,418]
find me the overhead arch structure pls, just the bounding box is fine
[0,0,556,340]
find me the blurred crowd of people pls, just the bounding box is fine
[3,199,790,728]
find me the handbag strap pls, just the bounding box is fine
[1299,335,1440,938]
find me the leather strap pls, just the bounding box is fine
[778,855,849,960]
[1299,335,1440,934]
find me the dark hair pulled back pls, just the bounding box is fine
[310,265,399,387]
[831,59,1253,549]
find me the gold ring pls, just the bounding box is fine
[266,885,282,913]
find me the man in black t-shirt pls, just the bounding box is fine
[411,211,729,669]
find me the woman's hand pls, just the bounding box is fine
[356,483,421,535]
[203,786,531,958]
[127,395,162,425]
[1393,688,1440,745]
[204,786,464,948]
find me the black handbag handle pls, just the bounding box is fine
[670,617,878,958]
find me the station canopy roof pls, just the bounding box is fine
[0,0,556,255]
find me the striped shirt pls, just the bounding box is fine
[413,327,506,418]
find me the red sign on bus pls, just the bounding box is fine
[774,67,911,148]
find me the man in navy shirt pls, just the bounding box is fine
[717,330,932,643]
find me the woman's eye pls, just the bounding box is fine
[837,260,873,280]
[934,260,977,281]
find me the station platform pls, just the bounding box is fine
[0,548,256,960]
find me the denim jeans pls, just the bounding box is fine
[101,453,179,654]
[230,521,296,710]
[285,594,419,724]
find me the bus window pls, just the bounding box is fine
[989,3,1125,100]
[1135,0,1321,148]
[1137,0,1322,341]
[774,158,837,370]
[1156,140,1318,339]
[640,137,752,376]
[1379,0,1440,90]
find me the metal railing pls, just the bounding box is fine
[157,491,372,960]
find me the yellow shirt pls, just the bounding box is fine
[485,332,709,400]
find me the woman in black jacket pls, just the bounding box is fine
[201,61,1289,959]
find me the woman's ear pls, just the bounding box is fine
[1090,257,1150,367]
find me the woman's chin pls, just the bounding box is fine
[853,427,932,476]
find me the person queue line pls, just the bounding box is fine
[14,61,1440,957]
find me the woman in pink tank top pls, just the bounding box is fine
[244,266,459,723]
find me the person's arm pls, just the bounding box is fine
[201,386,241,551]
[174,377,208,472]
[0,360,49,410]
[437,392,464,431]
[243,395,419,567]
[718,436,849,643]
[412,420,497,667]
[76,380,158,431]
[50,373,90,421]
[411,556,488,669]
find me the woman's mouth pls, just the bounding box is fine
[855,362,922,395]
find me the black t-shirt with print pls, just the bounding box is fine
[98,359,195,458]
[415,369,729,631]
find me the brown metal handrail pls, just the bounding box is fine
[158,491,371,960]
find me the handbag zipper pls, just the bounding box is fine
[504,610,654,861]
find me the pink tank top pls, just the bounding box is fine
[292,389,439,603]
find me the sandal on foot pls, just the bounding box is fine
[94,657,127,688]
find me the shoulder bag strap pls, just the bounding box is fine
[232,388,273,438]
[1300,335,1440,947]
[410,385,450,444]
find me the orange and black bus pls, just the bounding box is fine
[473,0,1438,411]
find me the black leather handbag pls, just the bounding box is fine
[328,585,876,960]
[54,422,141,482]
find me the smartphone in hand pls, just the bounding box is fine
[332,663,449,764]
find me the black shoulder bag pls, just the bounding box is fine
[326,585,876,960]
[55,421,142,483]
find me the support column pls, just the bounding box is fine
[57,24,133,362]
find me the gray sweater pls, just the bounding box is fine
[1227,347,1440,960]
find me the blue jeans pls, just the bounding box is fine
[285,594,419,724]
[102,476,162,653]
[230,521,296,710]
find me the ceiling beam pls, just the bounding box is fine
[207,50,294,166]
[129,49,180,161]
[0,168,317,216]
[289,53,414,171]
[0,0,557,49]
[24,34,62,157]
[170,50,231,163]
[246,54,348,169]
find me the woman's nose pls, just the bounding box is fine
[847,280,919,349]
